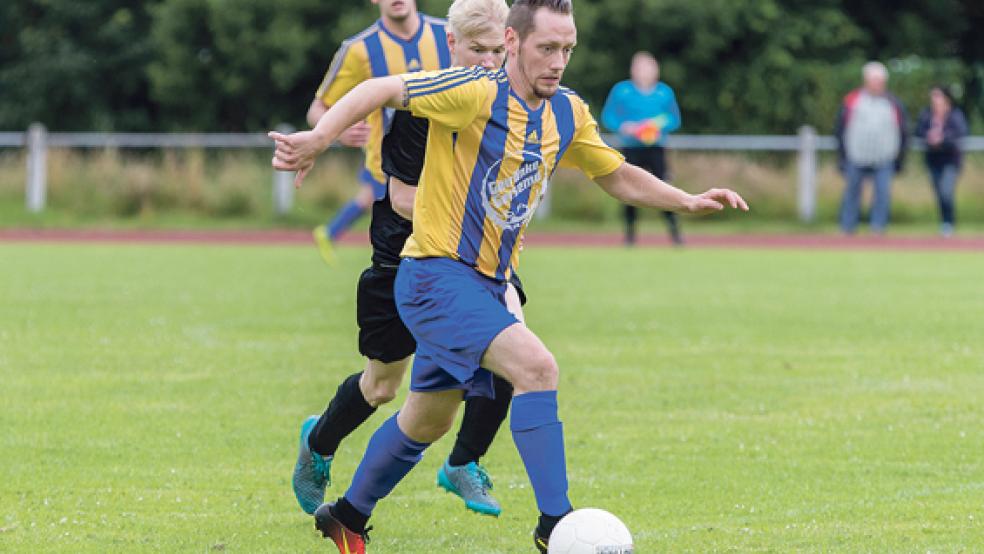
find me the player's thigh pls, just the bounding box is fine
[480,323,557,394]
[396,389,464,443]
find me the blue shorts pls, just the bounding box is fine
[394,257,519,399]
[358,167,387,201]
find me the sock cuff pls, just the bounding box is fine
[510,390,559,432]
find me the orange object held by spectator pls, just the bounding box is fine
[632,115,668,145]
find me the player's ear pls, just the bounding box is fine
[505,27,519,56]
[447,31,457,58]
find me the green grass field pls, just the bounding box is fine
[2,243,982,552]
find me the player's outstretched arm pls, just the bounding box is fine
[269,75,406,187]
[594,162,749,215]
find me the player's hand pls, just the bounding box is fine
[619,122,639,137]
[685,188,749,215]
[269,130,322,188]
[339,121,370,147]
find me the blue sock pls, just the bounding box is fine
[510,390,572,516]
[343,413,430,516]
[327,200,365,240]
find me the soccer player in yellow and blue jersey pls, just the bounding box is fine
[309,0,452,263]
[272,1,748,550]
[291,0,520,532]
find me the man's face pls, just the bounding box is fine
[450,29,506,71]
[510,9,577,99]
[864,73,887,95]
[372,0,415,21]
[630,56,659,87]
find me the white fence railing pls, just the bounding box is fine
[4,123,983,221]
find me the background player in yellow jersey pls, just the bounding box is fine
[292,0,520,524]
[309,0,452,263]
[272,1,748,551]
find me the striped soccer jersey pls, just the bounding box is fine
[399,66,625,279]
[316,14,451,184]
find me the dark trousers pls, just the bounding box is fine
[621,146,682,245]
[927,163,959,226]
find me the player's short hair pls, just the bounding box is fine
[448,0,509,39]
[506,0,573,41]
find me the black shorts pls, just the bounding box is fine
[622,146,668,180]
[509,272,527,306]
[356,265,527,363]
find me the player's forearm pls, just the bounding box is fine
[596,163,696,212]
[310,76,405,149]
[306,98,328,128]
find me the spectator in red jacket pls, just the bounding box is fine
[834,61,908,235]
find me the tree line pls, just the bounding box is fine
[2,0,981,134]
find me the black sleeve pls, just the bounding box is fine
[381,110,430,186]
[894,96,909,171]
[950,109,969,140]
[833,104,847,172]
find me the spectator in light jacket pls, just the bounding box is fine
[834,61,908,235]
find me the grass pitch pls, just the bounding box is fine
[1,242,982,552]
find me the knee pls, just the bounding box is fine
[400,412,455,444]
[510,349,559,393]
[363,382,398,407]
[419,417,455,442]
[361,371,402,407]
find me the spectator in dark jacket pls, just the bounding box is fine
[834,61,908,235]
[914,86,969,237]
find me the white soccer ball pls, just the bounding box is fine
[547,508,634,554]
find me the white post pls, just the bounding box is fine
[26,122,48,213]
[797,125,817,223]
[272,123,295,216]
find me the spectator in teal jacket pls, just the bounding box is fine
[601,51,683,245]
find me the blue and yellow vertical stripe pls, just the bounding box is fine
[401,68,602,280]
[316,14,451,186]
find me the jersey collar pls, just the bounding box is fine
[377,14,425,46]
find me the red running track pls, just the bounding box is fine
[0,228,982,252]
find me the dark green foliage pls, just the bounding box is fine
[1,0,981,132]
[0,1,160,131]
